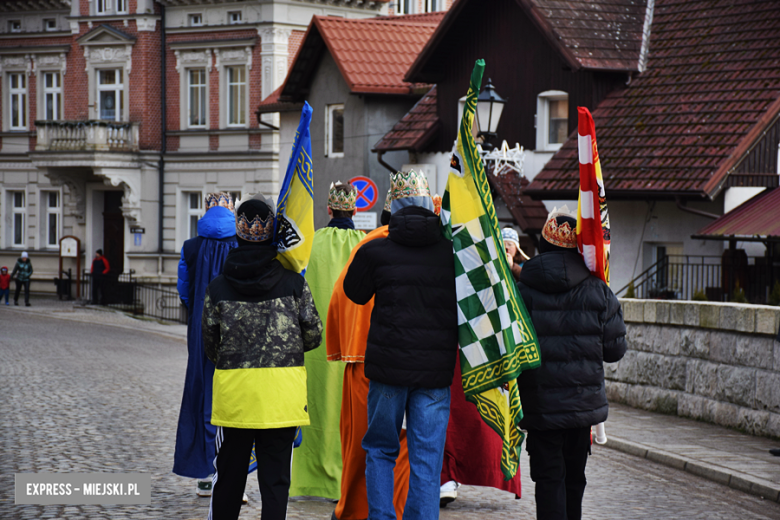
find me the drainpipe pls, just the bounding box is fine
[376,150,398,174]
[158,3,166,274]
[675,196,719,220]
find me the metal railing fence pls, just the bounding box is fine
[80,270,187,324]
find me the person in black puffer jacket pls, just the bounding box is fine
[517,208,626,520]
[344,170,457,520]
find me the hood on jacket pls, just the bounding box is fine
[0,266,7,273]
[388,206,442,248]
[222,245,284,296]
[198,206,236,240]
[519,251,591,294]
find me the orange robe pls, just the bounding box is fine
[327,226,410,520]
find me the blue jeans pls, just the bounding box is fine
[363,381,450,520]
[0,288,8,304]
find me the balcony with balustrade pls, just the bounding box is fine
[35,120,140,152]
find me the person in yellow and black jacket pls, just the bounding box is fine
[202,195,323,520]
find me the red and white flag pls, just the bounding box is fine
[576,107,611,286]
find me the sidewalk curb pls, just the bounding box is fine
[4,306,186,343]
[604,436,780,503]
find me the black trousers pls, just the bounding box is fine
[14,280,30,305]
[91,275,104,305]
[209,426,296,520]
[526,427,591,520]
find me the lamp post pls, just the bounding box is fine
[476,78,506,150]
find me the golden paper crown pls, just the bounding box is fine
[390,170,431,201]
[205,192,234,211]
[383,188,392,212]
[541,205,577,248]
[432,194,442,216]
[236,213,274,242]
[328,181,357,211]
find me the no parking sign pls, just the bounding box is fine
[349,176,378,212]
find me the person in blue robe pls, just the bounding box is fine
[173,193,238,494]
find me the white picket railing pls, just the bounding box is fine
[35,121,140,152]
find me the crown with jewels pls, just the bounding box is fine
[328,181,357,211]
[390,170,431,201]
[205,192,234,212]
[236,212,274,242]
[432,194,442,216]
[541,205,577,248]
[383,188,392,212]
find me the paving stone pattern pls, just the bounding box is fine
[1,304,779,519]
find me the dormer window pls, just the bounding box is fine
[536,90,569,152]
[228,11,242,25]
[189,14,203,27]
[9,20,21,33]
[44,19,57,32]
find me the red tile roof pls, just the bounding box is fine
[406,0,648,83]
[519,0,648,72]
[373,86,439,151]
[528,0,780,199]
[374,12,448,24]
[487,164,549,234]
[693,188,780,241]
[278,15,439,101]
[256,85,303,115]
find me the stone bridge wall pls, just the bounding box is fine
[608,299,780,439]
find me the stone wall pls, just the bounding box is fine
[608,299,780,439]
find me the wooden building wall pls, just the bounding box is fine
[735,116,780,175]
[413,0,627,153]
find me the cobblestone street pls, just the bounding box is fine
[1,306,780,519]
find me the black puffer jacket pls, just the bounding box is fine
[343,205,458,388]
[516,251,626,430]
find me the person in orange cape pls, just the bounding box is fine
[326,191,410,520]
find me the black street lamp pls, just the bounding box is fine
[476,78,506,149]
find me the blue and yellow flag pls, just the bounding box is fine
[441,60,541,479]
[275,102,315,273]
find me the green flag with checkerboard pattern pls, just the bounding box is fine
[440,60,541,479]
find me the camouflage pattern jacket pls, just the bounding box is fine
[203,245,322,429]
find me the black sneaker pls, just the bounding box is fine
[770,448,780,456]
[25,303,31,307]
[14,301,18,306]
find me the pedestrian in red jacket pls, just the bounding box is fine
[90,249,111,305]
[0,266,10,305]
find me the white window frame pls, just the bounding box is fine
[536,90,569,152]
[228,11,243,24]
[9,190,27,248]
[186,192,203,240]
[424,0,442,12]
[9,20,21,33]
[9,72,27,130]
[325,103,345,158]
[226,65,247,127]
[97,68,124,122]
[189,14,203,27]
[187,68,208,129]
[41,190,62,249]
[42,71,63,121]
[96,0,108,14]
[116,0,127,14]
[395,0,414,15]
[44,19,57,32]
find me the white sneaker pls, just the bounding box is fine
[242,493,249,504]
[439,481,459,508]
[196,476,213,497]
